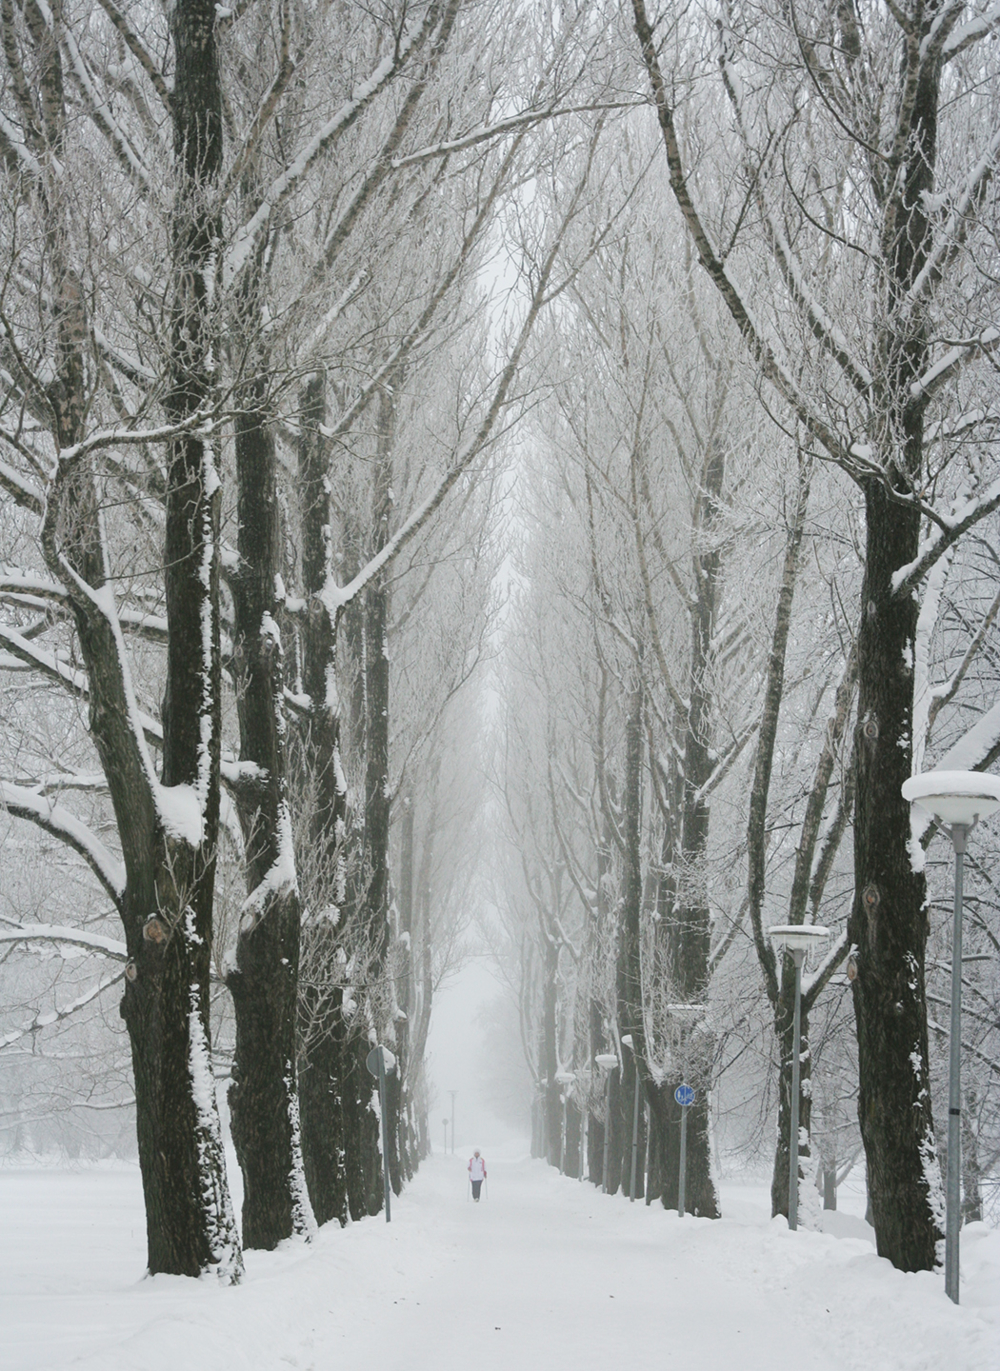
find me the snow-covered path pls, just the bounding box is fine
[1,1151,997,1371]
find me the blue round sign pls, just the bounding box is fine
[674,1084,695,1107]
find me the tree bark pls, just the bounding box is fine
[227,356,313,1249]
[124,0,240,1278]
[848,483,937,1269]
[295,371,351,1227]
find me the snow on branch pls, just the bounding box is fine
[0,922,128,961]
[0,570,68,604]
[28,772,109,795]
[941,0,1000,58]
[0,783,126,905]
[60,22,151,193]
[0,454,45,516]
[801,928,849,1003]
[224,4,439,288]
[0,965,126,1051]
[56,412,216,468]
[909,326,1000,403]
[0,109,43,178]
[388,101,635,170]
[907,123,1000,306]
[890,473,1000,596]
[0,620,91,698]
[238,800,297,925]
[935,699,1000,775]
[918,0,967,62]
[92,0,172,109]
[909,699,1000,854]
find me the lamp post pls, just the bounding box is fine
[768,925,829,1231]
[595,1053,618,1193]
[902,768,1000,1304]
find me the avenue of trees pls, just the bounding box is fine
[2,0,999,1284]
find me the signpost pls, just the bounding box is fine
[366,1045,396,1223]
[674,1083,694,1217]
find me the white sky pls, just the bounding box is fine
[424,952,525,1157]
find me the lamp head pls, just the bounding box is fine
[768,924,830,955]
[902,769,1000,827]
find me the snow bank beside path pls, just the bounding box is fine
[0,1155,996,1371]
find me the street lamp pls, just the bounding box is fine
[595,1053,618,1194]
[902,768,1000,1304]
[768,924,829,1232]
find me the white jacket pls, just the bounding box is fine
[468,1154,486,1181]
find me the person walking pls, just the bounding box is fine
[468,1149,487,1201]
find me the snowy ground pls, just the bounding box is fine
[1,1148,997,1371]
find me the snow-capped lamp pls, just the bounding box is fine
[767,924,830,957]
[768,924,829,1233]
[901,769,1000,828]
[901,767,1000,1306]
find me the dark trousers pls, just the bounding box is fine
[471,1179,483,1199]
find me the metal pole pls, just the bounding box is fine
[378,1049,391,1223]
[788,948,804,1232]
[678,1105,688,1217]
[629,1058,641,1202]
[602,1070,612,1194]
[946,825,967,1304]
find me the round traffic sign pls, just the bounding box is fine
[674,1083,695,1107]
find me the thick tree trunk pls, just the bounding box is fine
[348,382,397,1212]
[541,937,560,1167]
[395,796,416,1182]
[641,439,722,1218]
[823,1166,837,1211]
[294,371,353,1226]
[646,1083,715,1216]
[298,985,350,1227]
[849,484,938,1271]
[847,13,945,1272]
[960,1098,982,1226]
[120,0,241,1278]
[611,674,644,1196]
[227,357,313,1248]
